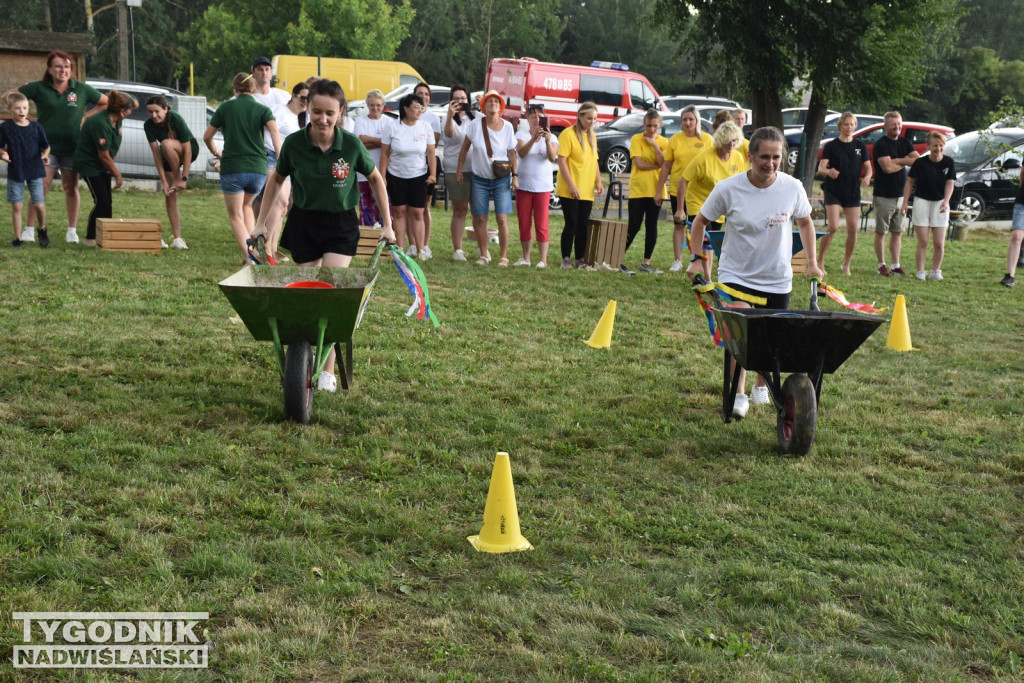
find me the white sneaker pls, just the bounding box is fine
[928,269,943,281]
[161,240,169,249]
[171,237,188,250]
[916,270,927,280]
[316,371,337,393]
[65,228,79,244]
[751,385,771,405]
[513,258,531,266]
[453,249,467,262]
[420,245,432,260]
[732,394,749,420]
[407,245,418,257]
[668,259,683,272]
[417,250,429,262]
[536,261,546,269]
[22,227,36,242]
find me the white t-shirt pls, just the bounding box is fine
[253,88,291,153]
[701,171,812,294]
[274,105,301,139]
[421,110,442,141]
[464,117,516,180]
[441,114,471,175]
[353,115,392,182]
[382,119,434,179]
[340,116,355,133]
[515,129,558,193]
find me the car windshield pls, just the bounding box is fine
[945,131,1024,169]
[603,113,645,132]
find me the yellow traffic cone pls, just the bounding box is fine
[468,452,533,553]
[584,300,617,349]
[886,294,915,351]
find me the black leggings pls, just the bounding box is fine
[83,173,113,241]
[560,197,593,260]
[626,196,660,259]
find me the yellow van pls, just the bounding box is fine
[271,55,425,99]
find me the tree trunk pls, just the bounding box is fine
[750,85,783,132]
[799,87,829,194]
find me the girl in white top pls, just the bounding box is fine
[514,104,558,267]
[262,82,309,261]
[413,83,442,260]
[442,85,473,261]
[380,93,436,254]
[353,89,392,227]
[456,90,518,266]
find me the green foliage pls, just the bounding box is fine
[181,5,263,99]
[283,0,414,61]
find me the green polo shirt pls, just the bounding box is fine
[209,95,274,174]
[72,113,122,178]
[144,110,199,163]
[19,79,103,157]
[275,127,375,213]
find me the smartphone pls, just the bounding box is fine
[461,102,472,114]
[539,115,549,130]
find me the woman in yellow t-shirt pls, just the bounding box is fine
[622,109,668,274]
[676,120,746,279]
[556,102,604,268]
[655,105,713,272]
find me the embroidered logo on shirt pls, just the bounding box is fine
[67,92,78,106]
[332,158,350,180]
[98,137,106,146]
[766,212,790,230]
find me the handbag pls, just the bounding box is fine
[482,121,512,178]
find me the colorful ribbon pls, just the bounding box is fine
[390,246,440,327]
[691,281,766,346]
[819,283,886,314]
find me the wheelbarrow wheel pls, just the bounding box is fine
[283,340,314,423]
[777,373,817,455]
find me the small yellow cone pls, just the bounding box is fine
[584,300,617,349]
[468,452,533,553]
[886,294,915,351]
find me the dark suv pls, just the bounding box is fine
[948,128,1024,223]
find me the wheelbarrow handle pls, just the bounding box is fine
[809,277,821,311]
[369,237,394,270]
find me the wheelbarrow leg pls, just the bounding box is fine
[722,347,743,423]
[335,340,354,391]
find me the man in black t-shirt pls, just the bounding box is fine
[871,112,919,275]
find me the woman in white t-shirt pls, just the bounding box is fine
[379,93,436,256]
[414,83,442,260]
[353,89,392,227]
[442,84,474,261]
[456,90,518,266]
[262,82,308,261]
[514,104,558,268]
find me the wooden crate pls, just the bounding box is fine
[791,249,808,275]
[584,219,628,268]
[97,218,163,254]
[355,226,390,260]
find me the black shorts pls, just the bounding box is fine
[823,188,862,209]
[280,206,360,263]
[721,281,791,310]
[386,172,429,209]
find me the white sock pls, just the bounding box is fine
[878,262,886,268]
[892,262,901,269]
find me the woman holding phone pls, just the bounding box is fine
[441,84,474,261]
[514,104,558,267]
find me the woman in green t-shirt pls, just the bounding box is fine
[72,90,137,246]
[145,95,197,250]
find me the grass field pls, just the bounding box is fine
[1,183,1023,681]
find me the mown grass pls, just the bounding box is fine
[1,183,1023,681]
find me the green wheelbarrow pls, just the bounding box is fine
[218,240,387,423]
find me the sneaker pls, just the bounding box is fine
[1000,273,1015,287]
[878,264,891,276]
[65,228,79,244]
[891,266,906,275]
[316,371,337,393]
[417,250,429,262]
[575,258,587,269]
[11,239,23,247]
[751,385,771,405]
[171,237,188,250]
[916,270,927,280]
[22,227,36,242]
[161,240,169,249]
[38,229,49,248]
[928,269,943,281]
[421,245,433,260]
[668,259,684,272]
[452,249,467,262]
[732,393,749,420]
[637,262,663,274]
[561,257,573,269]
[407,245,418,257]
[536,261,546,269]
[513,258,531,266]
[619,263,635,275]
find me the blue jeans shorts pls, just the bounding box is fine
[220,172,267,196]
[1012,202,1024,231]
[7,177,46,204]
[47,154,74,171]
[471,174,512,216]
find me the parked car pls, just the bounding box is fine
[384,83,449,117]
[663,95,741,112]
[596,112,712,174]
[947,128,1024,223]
[816,120,955,167]
[86,78,220,179]
[785,112,883,168]
[781,107,840,129]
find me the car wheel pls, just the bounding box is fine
[549,194,561,211]
[956,191,984,224]
[787,148,800,170]
[605,148,630,175]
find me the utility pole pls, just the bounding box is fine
[117,0,129,80]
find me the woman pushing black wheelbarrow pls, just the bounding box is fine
[686,127,885,455]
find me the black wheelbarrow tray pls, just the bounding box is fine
[711,282,887,455]
[218,240,386,423]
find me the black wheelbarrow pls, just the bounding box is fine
[705,279,887,455]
